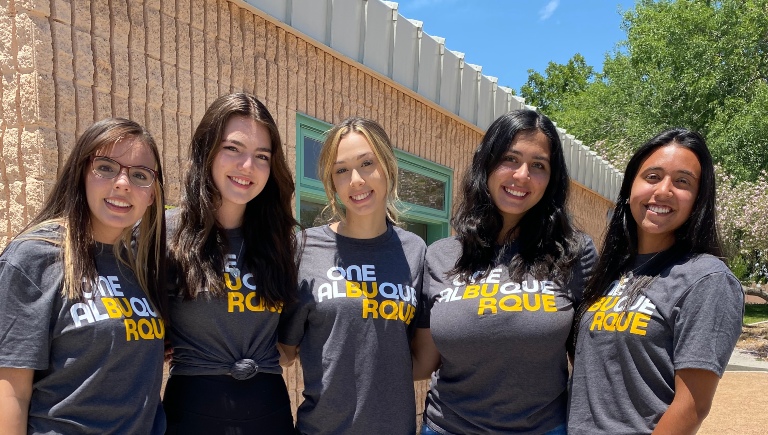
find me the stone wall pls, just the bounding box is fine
[0,0,614,421]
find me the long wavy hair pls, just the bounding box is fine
[450,109,581,285]
[11,118,167,319]
[574,128,722,345]
[170,93,298,309]
[317,117,401,224]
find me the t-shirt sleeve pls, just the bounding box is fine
[0,260,55,369]
[277,281,312,346]
[672,271,744,376]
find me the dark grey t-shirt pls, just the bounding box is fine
[0,228,165,434]
[167,217,282,378]
[419,236,596,435]
[568,253,743,435]
[279,224,426,435]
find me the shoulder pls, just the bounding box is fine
[1,227,62,264]
[392,225,427,251]
[425,236,461,266]
[426,236,460,255]
[665,253,742,297]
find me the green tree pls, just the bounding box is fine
[519,53,594,114]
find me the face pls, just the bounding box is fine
[86,137,157,244]
[487,130,552,233]
[211,115,272,222]
[331,132,388,221]
[629,144,701,253]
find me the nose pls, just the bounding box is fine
[113,168,131,189]
[513,163,530,181]
[656,176,674,197]
[238,154,255,172]
[350,169,365,187]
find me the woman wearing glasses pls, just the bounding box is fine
[163,93,298,434]
[0,118,167,433]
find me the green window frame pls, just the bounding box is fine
[295,113,452,244]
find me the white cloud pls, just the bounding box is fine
[539,0,560,21]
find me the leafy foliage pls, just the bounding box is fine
[519,0,768,279]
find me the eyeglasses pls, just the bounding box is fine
[91,156,157,188]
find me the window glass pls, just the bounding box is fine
[398,168,446,211]
[400,221,428,241]
[303,136,323,180]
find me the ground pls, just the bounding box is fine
[737,323,768,359]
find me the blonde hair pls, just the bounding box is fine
[317,117,401,224]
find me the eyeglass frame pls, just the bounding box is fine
[90,155,158,188]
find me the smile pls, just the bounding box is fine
[229,176,253,186]
[647,204,672,214]
[351,191,372,201]
[503,186,527,197]
[105,198,131,208]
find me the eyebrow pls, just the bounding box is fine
[645,166,698,178]
[334,151,374,165]
[223,139,271,153]
[508,149,550,162]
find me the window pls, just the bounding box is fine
[295,113,452,244]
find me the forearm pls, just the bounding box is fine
[0,369,33,435]
[652,368,718,435]
[652,399,707,435]
[411,328,441,381]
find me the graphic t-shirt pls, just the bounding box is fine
[568,253,744,435]
[419,235,596,435]
[167,213,282,378]
[279,223,427,435]
[0,227,165,434]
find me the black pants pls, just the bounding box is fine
[163,373,296,435]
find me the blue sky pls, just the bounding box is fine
[396,0,637,93]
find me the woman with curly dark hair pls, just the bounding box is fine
[568,129,743,434]
[412,109,596,435]
[163,93,298,434]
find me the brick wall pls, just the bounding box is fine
[0,0,613,422]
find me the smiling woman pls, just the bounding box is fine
[164,93,299,434]
[569,128,744,435]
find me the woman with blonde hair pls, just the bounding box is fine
[279,117,426,434]
[163,93,298,434]
[0,118,167,434]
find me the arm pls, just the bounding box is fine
[411,328,441,381]
[651,368,719,435]
[278,343,298,367]
[0,367,34,435]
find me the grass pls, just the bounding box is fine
[744,304,768,325]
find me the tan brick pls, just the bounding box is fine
[190,0,204,29]
[162,62,178,109]
[75,84,93,136]
[111,49,129,98]
[231,51,244,91]
[19,71,41,124]
[204,78,218,105]
[287,64,296,112]
[177,68,192,115]
[129,50,147,103]
[146,106,162,147]
[128,1,146,54]
[230,3,242,46]
[91,0,110,38]
[3,127,20,180]
[162,108,178,156]
[54,78,76,132]
[216,38,230,89]
[255,57,267,101]
[8,181,27,234]
[145,0,160,11]
[72,0,90,31]
[177,113,192,156]
[264,21,276,62]
[146,57,163,108]
[161,0,176,16]
[16,13,53,74]
[94,89,112,119]
[205,36,218,80]
[130,100,146,126]
[50,0,71,24]
[217,0,230,42]
[2,73,19,126]
[17,0,51,16]
[190,72,205,122]
[36,72,55,128]
[73,29,93,86]
[112,1,130,46]
[57,128,76,159]
[204,0,217,36]
[161,14,177,65]
[146,6,162,60]
[276,27,286,66]
[254,15,266,57]
[241,12,255,93]
[0,14,15,75]
[190,27,204,76]
[176,21,191,71]
[92,35,110,91]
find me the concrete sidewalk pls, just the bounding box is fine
[725,349,768,372]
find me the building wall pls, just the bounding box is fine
[0,0,614,421]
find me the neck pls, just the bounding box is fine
[216,203,245,229]
[637,232,675,254]
[331,214,388,239]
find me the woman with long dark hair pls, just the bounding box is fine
[279,117,426,434]
[163,93,298,434]
[411,109,596,434]
[0,118,167,433]
[568,128,743,434]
